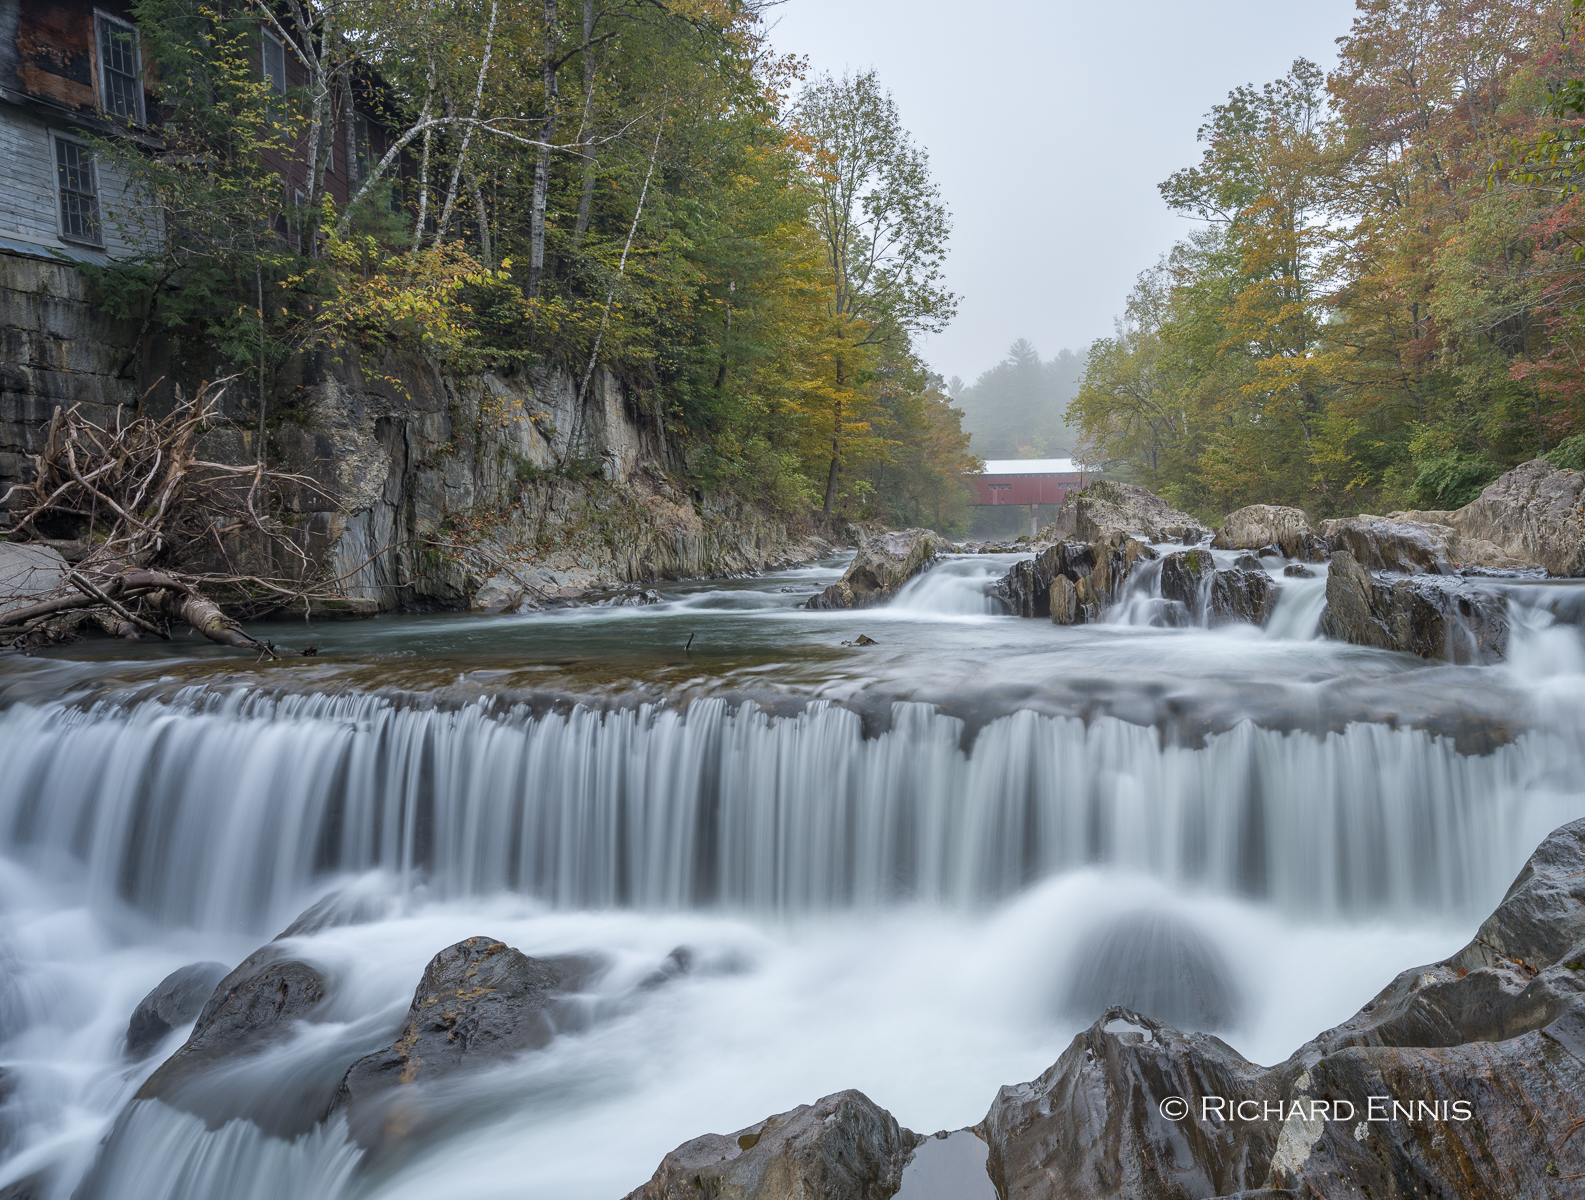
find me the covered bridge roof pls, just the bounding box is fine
[977,458,1081,476]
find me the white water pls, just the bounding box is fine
[1,554,1583,1200]
[0,693,1572,932]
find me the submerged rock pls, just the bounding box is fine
[623,1089,920,1200]
[1213,504,1325,561]
[808,529,943,610]
[1443,458,1585,576]
[1319,550,1508,663]
[123,962,230,1060]
[1062,911,1242,1032]
[1042,481,1206,545]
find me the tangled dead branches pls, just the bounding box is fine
[0,377,349,655]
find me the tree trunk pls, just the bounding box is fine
[528,0,560,297]
[573,0,598,243]
[822,397,841,519]
[149,585,274,654]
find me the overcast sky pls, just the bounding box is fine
[766,0,1360,386]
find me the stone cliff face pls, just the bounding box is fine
[0,250,821,612]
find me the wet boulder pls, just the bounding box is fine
[1209,568,1276,627]
[1319,550,1508,663]
[123,961,230,1060]
[1441,458,1585,576]
[1157,552,1275,627]
[1042,481,1206,545]
[623,1089,920,1200]
[1158,547,1213,613]
[809,529,943,610]
[999,536,1155,624]
[331,936,596,1146]
[1457,815,1585,972]
[1319,513,1531,574]
[984,1009,1277,1200]
[1213,504,1325,561]
[135,944,330,1104]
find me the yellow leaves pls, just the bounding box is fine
[306,232,511,358]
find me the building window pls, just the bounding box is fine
[55,137,102,245]
[262,31,286,96]
[96,13,144,122]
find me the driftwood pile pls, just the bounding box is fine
[1,378,342,655]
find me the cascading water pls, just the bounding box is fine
[2,553,1583,1200]
[0,691,1572,930]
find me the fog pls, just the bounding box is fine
[770,0,1360,382]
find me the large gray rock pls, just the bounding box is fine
[1318,513,1530,574]
[1158,550,1277,627]
[1042,481,1206,545]
[1443,458,1585,576]
[809,529,943,610]
[123,962,230,1060]
[0,543,67,615]
[1213,505,1324,561]
[985,1010,1276,1200]
[623,1089,920,1200]
[1208,568,1276,627]
[135,945,329,1105]
[998,534,1156,624]
[1318,550,1508,663]
[331,936,596,1147]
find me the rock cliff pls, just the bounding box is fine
[0,250,824,616]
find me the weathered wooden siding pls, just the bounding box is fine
[12,0,150,116]
[0,106,156,259]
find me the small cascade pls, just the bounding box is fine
[0,689,1576,933]
[888,557,1010,616]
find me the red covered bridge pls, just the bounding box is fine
[967,459,1087,533]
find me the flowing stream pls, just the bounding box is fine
[2,550,1583,1198]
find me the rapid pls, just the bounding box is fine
[2,547,1583,1199]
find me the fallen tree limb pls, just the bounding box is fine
[68,571,169,641]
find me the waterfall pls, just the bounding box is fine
[2,688,1572,932]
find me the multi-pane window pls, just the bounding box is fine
[97,14,143,122]
[262,33,286,97]
[55,137,102,245]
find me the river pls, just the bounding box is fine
[1,547,1583,1199]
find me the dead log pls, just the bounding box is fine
[150,586,275,655]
